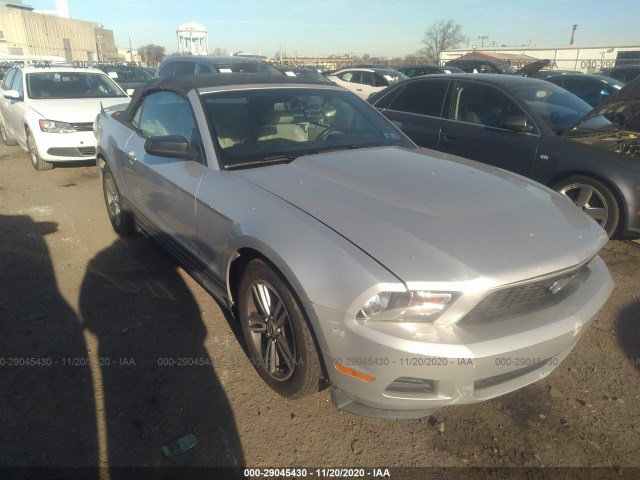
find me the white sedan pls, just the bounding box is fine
[327,67,407,99]
[0,65,129,171]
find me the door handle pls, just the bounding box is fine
[125,150,137,163]
[442,134,458,142]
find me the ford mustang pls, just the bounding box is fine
[94,74,613,418]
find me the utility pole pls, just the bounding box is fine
[570,24,578,45]
[478,35,489,47]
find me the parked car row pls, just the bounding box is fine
[93,73,614,418]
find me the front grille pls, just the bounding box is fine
[475,358,550,391]
[47,146,96,157]
[462,262,591,324]
[71,122,94,131]
[77,146,96,156]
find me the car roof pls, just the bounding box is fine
[161,55,267,64]
[401,73,549,86]
[121,73,338,118]
[332,67,399,73]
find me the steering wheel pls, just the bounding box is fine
[316,126,346,141]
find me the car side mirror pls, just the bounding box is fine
[3,90,22,101]
[502,115,534,133]
[144,135,200,161]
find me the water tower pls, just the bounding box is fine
[177,23,208,55]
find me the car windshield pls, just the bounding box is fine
[202,88,413,169]
[27,72,126,99]
[508,83,598,133]
[212,62,281,75]
[98,65,154,82]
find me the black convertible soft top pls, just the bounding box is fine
[122,73,333,119]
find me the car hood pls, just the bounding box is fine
[514,59,551,76]
[28,97,131,122]
[235,147,607,286]
[567,74,640,134]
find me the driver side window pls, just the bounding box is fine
[137,91,203,160]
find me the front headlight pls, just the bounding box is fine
[39,119,76,133]
[357,291,455,322]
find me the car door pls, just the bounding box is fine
[376,78,449,150]
[359,72,388,98]
[439,80,540,177]
[6,69,26,143]
[122,90,206,257]
[334,71,370,99]
[0,69,19,140]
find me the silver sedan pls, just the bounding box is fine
[94,74,613,418]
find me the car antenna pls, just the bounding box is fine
[100,101,104,114]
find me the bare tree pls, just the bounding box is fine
[421,19,465,63]
[138,44,166,66]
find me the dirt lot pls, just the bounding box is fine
[1,143,639,477]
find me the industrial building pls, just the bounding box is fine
[0,0,118,63]
[441,44,640,73]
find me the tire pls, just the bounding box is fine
[238,259,322,399]
[102,164,135,235]
[26,128,53,171]
[0,118,17,146]
[553,175,620,237]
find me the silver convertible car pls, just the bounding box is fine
[94,74,614,418]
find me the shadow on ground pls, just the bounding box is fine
[79,235,245,468]
[0,214,98,467]
[618,298,640,372]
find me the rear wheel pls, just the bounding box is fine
[26,129,53,171]
[553,175,620,237]
[238,259,322,399]
[102,164,135,235]
[0,118,17,146]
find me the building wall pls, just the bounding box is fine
[0,8,118,63]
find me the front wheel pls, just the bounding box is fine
[553,175,620,237]
[102,164,135,235]
[238,259,322,399]
[26,129,53,171]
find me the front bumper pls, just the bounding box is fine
[313,255,613,418]
[32,130,97,162]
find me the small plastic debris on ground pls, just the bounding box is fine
[161,434,197,458]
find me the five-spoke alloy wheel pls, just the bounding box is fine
[239,259,321,399]
[554,175,619,237]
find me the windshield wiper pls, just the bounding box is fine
[311,143,376,155]
[224,154,298,170]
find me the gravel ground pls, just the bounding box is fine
[1,143,639,478]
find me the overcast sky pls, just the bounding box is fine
[27,0,640,57]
